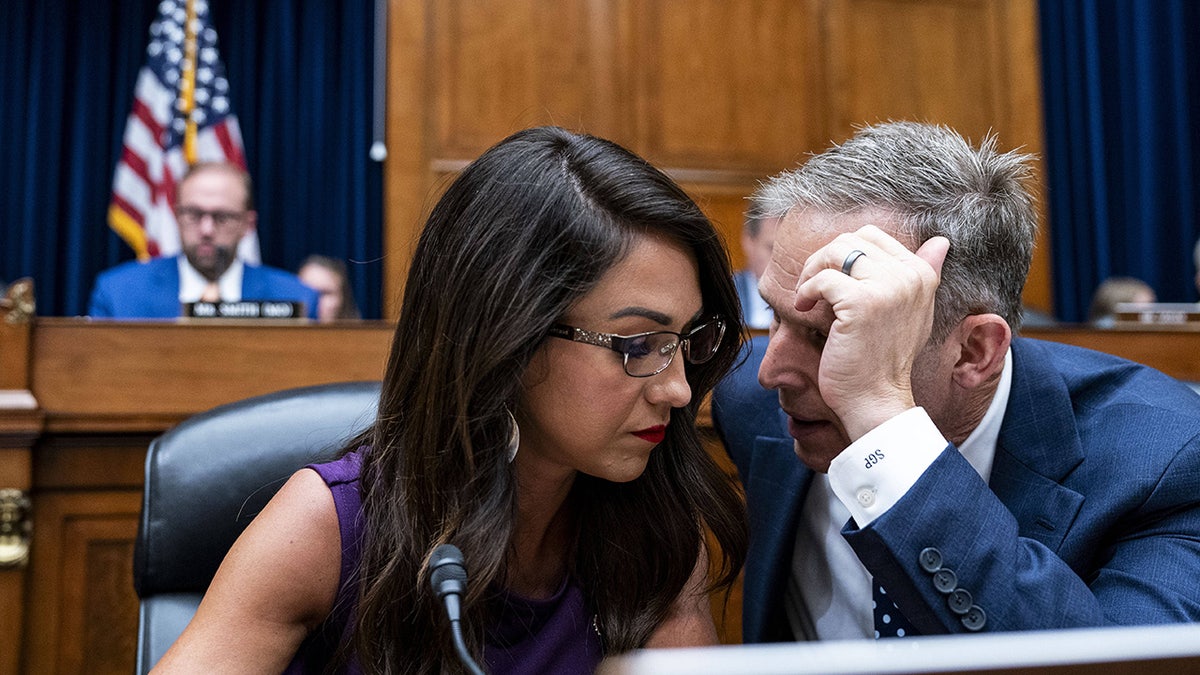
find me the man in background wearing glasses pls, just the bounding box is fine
[87,162,318,319]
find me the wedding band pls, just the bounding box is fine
[841,249,867,276]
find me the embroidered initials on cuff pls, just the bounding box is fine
[827,407,946,526]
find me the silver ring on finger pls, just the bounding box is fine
[841,249,867,276]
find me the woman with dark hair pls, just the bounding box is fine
[154,126,747,673]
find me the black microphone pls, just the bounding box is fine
[430,544,486,675]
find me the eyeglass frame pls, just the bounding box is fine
[545,318,726,378]
[173,205,250,231]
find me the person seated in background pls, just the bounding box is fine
[733,208,779,329]
[152,126,748,673]
[1194,237,1200,298]
[1087,276,1156,327]
[715,121,1200,645]
[87,162,318,319]
[297,254,362,322]
[1019,304,1058,327]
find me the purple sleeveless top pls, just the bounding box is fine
[284,449,604,674]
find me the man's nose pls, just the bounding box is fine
[196,214,217,234]
[758,327,805,391]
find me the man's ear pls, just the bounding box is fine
[952,314,1011,389]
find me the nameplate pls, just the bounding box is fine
[183,300,305,319]
[1114,302,1200,326]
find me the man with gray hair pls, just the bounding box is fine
[714,121,1200,643]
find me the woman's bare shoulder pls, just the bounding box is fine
[151,467,344,672]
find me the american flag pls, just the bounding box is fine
[108,0,259,263]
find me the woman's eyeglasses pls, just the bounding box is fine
[546,318,725,377]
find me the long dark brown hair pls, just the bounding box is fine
[346,126,746,673]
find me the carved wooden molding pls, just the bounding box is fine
[1,279,35,325]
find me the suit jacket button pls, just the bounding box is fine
[947,588,973,614]
[961,604,987,631]
[932,568,957,594]
[918,547,943,572]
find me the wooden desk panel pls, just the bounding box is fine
[1021,325,1200,383]
[20,319,394,675]
[31,319,395,432]
[21,490,141,675]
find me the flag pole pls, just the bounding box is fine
[108,0,251,262]
[181,0,199,165]
[369,0,388,162]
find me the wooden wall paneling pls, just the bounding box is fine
[820,0,1051,312]
[387,0,632,316]
[992,0,1053,314]
[677,181,760,273]
[22,490,141,675]
[630,0,825,171]
[822,0,1006,139]
[383,0,1054,319]
[384,0,432,319]
[430,0,625,159]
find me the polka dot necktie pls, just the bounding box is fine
[873,581,920,638]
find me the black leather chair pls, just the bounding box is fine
[132,381,380,674]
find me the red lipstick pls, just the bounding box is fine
[632,425,667,444]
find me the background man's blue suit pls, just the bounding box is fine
[713,335,1200,642]
[733,270,758,325]
[88,256,319,319]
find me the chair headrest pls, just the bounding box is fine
[134,381,381,596]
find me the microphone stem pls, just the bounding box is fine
[449,617,486,675]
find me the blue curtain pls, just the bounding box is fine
[0,0,383,318]
[1040,0,1200,322]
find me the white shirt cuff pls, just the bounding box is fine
[827,407,947,527]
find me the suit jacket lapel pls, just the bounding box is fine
[152,257,182,317]
[990,339,1085,553]
[241,264,262,299]
[744,428,810,642]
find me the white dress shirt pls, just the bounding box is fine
[785,348,1013,639]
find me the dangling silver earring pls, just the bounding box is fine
[505,408,520,463]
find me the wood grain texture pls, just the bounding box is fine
[1022,326,1200,383]
[22,491,140,675]
[629,0,824,171]
[30,319,393,430]
[383,0,1051,319]
[1,280,34,391]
